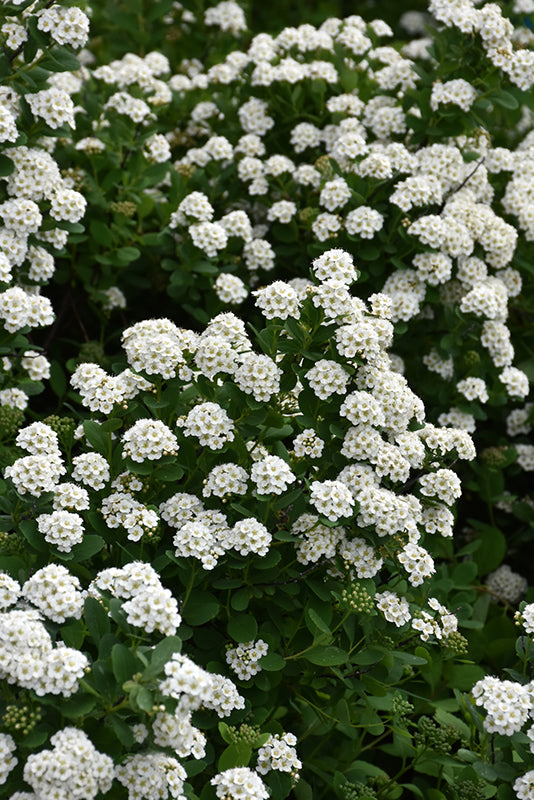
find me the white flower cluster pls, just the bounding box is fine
[226,639,269,680]
[486,564,528,604]
[375,591,411,627]
[251,455,296,495]
[310,479,355,522]
[23,728,113,799]
[72,452,111,490]
[161,492,269,568]
[516,603,534,635]
[122,419,179,462]
[0,608,88,696]
[0,733,17,785]
[430,0,534,90]
[37,510,84,553]
[203,462,248,498]
[257,732,302,778]
[101,490,159,542]
[71,363,151,413]
[0,573,20,611]
[122,318,187,378]
[472,676,534,736]
[292,428,325,458]
[178,401,235,449]
[160,653,245,718]
[205,1,247,35]
[411,598,458,642]
[22,563,84,623]
[116,753,187,800]
[515,771,534,800]
[37,6,90,49]
[152,708,207,760]
[211,767,269,800]
[92,562,181,636]
[5,420,65,495]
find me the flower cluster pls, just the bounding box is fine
[22,727,113,800]
[257,732,302,779]
[91,562,182,636]
[211,767,269,800]
[0,608,88,697]
[472,676,534,736]
[226,640,269,680]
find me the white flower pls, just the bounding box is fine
[310,480,355,521]
[212,768,269,800]
[254,281,300,319]
[251,455,295,495]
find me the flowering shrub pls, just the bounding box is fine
[0,0,90,422]
[43,0,534,576]
[0,251,493,797]
[1,0,534,799]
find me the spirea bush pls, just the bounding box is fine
[0,252,494,798]
[1,0,534,799]
[0,0,90,424]
[45,0,534,570]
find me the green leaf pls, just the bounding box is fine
[116,246,141,264]
[38,46,80,72]
[0,155,14,177]
[61,620,85,649]
[19,519,47,552]
[142,635,182,680]
[84,596,110,642]
[294,779,314,800]
[304,646,348,666]
[265,771,295,799]
[90,219,114,247]
[453,560,479,586]
[61,694,97,719]
[227,614,258,643]
[17,379,44,396]
[467,521,506,575]
[182,591,220,626]
[135,687,154,713]
[446,663,486,691]
[109,715,135,748]
[101,418,123,433]
[472,760,497,781]
[490,90,519,110]
[192,261,219,275]
[284,317,306,344]
[20,727,49,748]
[259,651,285,671]
[49,360,67,398]
[231,588,250,611]
[353,647,385,666]
[60,535,105,562]
[153,463,185,482]
[82,420,110,456]
[396,650,430,666]
[218,721,234,744]
[0,54,10,80]
[305,607,331,638]
[112,643,140,684]
[138,162,169,188]
[218,743,252,771]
